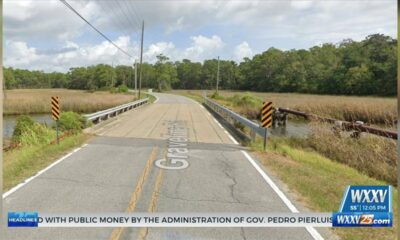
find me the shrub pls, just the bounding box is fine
[58,112,85,133]
[210,91,224,100]
[12,115,55,146]
[12,115,35,140]
[117,84,129,93]
[229,92,262,108]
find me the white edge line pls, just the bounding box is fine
[182,94,239,145]
[224,130,239,145]
[208,109,238,145]
[2,144,88,199]
[240,150,324,240]
[151,93,159,104]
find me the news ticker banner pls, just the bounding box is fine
[9,212,332,227]
[8,185,393,228]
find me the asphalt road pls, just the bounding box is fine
[3,93,327,240]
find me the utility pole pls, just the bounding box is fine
[139,21,144,99]
[216,56,220,94]
[111,60,114,87]
[134,60,138,99]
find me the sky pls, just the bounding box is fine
[4,0,397,72]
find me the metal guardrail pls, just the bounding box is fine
[204,97,265,137]
[84,98,149,123]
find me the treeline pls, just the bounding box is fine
[4,34,396,95]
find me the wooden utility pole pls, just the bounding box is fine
[111,60,114,87]
[134,60,138,99]
[139,21,144,99]
[216,56,220,94]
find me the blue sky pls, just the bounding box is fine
[4,0,397,72]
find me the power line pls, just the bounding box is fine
[96,1,133,38]
[103,1,135,36]
[59,0,134,59]
[115,0,140,31]
[122,0,142,27]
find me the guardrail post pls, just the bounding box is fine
[263,128,268,150]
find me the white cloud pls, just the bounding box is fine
[3,0,396,71]
[183,35,225,61]
[144,42,176,62]
[166,17,185,34]
[233,42,253,61]
[144,35,225,63]
[4,36,138,72]
[4,0,100,41]
[5,41,40,66]
[4,34,226,71]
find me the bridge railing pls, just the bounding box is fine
[84,98,149,124]
[204,97,265,138]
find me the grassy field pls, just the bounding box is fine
[3,133,90,191]
[4,89,136,115]
[170,90,396,127]
[251,137,397,240]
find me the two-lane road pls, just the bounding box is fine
[4,93,325,240]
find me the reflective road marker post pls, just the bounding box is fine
[261,101,273,150]
[51,96,60,144]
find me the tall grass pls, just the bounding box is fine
[171,90,396,127]
[252,139,397,240]
[4,134,89,191]
[4,89,136,115]
[4,114,89,191]
[286,123,397,185]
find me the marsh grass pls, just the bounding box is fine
[251,138,397,240]
[289,123,397,185]
[4,89,136,115]
[170,90,396,127]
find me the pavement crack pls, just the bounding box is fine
[219,151,241,204]
[240,227,247,240]
[38,176,132,189]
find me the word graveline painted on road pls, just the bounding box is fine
[155,120,190,170]
[332,185,392,227]
[51,96,60,121]
[261,101,273,128]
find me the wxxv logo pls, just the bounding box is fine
[332,186,392,227]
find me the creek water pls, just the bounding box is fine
[3,114,312,139]
[269,120,311,138]
[3,114,53,138]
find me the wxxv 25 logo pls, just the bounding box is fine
[332,186,392,227]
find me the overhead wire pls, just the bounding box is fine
[128,0,144,25]
[121,0,142,28]
[59,0,134,59]
[115,0,140,31]
[98,0,135,38]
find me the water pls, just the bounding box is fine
[269,120,311,138]
[3,114,311,139]
[3,114,53,138]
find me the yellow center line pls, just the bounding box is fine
[109,146,159,240]
[137,151,166,240]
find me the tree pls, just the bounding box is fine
[2,34,396,96]
[154,54,178,91]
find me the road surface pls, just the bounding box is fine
[3,93,326,240]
